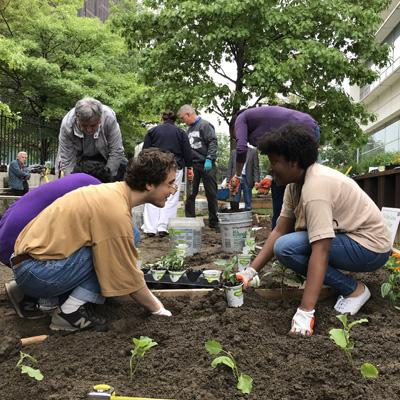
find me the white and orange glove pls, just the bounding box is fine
[236,267,258,289]
[187,167,194,182]
[290,308,315,336]
[255,175,273,195]
[229,174,241,195]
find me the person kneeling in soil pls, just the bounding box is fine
[237,125,392,336]
[10,148,176,332]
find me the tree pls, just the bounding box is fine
[113,0,390,147]
[0,0,154,151]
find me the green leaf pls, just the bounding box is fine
[211,356,235,371]
[205,340,222,355]
[360,362,379,379]
[237,373,253,394]
[348,318,368,330]
[21,366,44,381]
[329,328,347,349]
[381,282,392,298]
[336,314,348,327]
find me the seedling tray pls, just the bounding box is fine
[142,268,221,289]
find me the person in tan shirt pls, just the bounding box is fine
[237,124,391,337]
[11,148,179,332]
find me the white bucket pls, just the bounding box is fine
[224,283,244,307]
[218,211,252,253]
[132,205,144,229]
[168,217,204,255]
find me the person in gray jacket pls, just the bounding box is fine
[56,98,126,180]
[8,151,30,196]
[227,146,260,211]
[178,105,219,229]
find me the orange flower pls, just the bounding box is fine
[392,252,400,259]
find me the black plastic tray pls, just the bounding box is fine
[143,268,220,289]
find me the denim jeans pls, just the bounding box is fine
[234,174,253,210]
[273,231,391,296]
[12,247,104,304]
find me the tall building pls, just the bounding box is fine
[78,0,110,22]
[350,1,400,161]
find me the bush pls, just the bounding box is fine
[352,151,400,175]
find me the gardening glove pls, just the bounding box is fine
[204,158,212,171]
[187,167,194,182]
[236,267,258,289]
[229,175,241,195]
[152,306,172,317]
[255,175,273,194]
[290,308,315,336]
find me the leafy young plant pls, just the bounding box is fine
[214,256,240,286]
[329,315,379,379]
[381,253,400,310]
[129,336,158,380]
[205,340,253,394]
[16,351,44,381]
[148,248,185,271]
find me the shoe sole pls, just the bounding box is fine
[5,282,47,320]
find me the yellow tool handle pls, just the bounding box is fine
[112,396,174,400]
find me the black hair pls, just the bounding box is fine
[125,148,177,191]
[257,124,318,169]
[162,110,177,122]
[72,160,112,183]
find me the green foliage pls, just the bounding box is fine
[115,0,390,148]
[148,247,185,271]
[381,254,400,310]
[16,351,44,381]
[329,314,379,379]
[214,256,240,285]
[129,336,158,379]
[0,0,155,149]
[205,340,253,394]
[352,151,400,175]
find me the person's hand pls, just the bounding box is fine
[204,159,212,171]
[187,167,194,182]
[152,306,172,317]
[290,308,315,336]
[229,175,241,195]
[236,267,258,289]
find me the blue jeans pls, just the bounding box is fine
[134,225,141,247]
[12,247,104,304]
[234,174,253,210]
[273,231,391,296]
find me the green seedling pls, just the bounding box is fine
[16,351,44,381]
[329,314,379,379]
[381,254,400,310]
[205,340,253,394]
[148,247,185,271]
[129,336,158,379]
[214,256,240,285]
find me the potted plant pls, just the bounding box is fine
[165,247,186,282]
[214,256,244,307]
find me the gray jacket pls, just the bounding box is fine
[227,148,260,188]
[186,118,218,166]
[56,104,126,176]
[8,160,30,190]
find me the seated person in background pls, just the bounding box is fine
[8,151,30,196]
[237,124,391,336]
[10,149,176,332]
[56,97,127,181]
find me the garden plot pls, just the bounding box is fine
[0,224,399,399]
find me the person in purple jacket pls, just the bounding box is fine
[230,106,320,228]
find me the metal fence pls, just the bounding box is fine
[0,112,59,167]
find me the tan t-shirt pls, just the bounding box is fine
[280,164,391,253]
[15,182,145,297]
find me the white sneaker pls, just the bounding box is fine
[334,284,371,315]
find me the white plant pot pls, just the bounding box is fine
[151,269,166,281]
[168,270,185,282]
[202,269,222,283]
[224,282,244,307]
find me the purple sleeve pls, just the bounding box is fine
[0,173,100,266]
[234,113,249,164]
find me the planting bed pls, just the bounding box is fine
[0,220,399,399]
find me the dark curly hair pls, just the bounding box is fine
[125,148,177,191]
[257,124,318,169]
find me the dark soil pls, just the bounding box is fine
[1,217,399,399]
